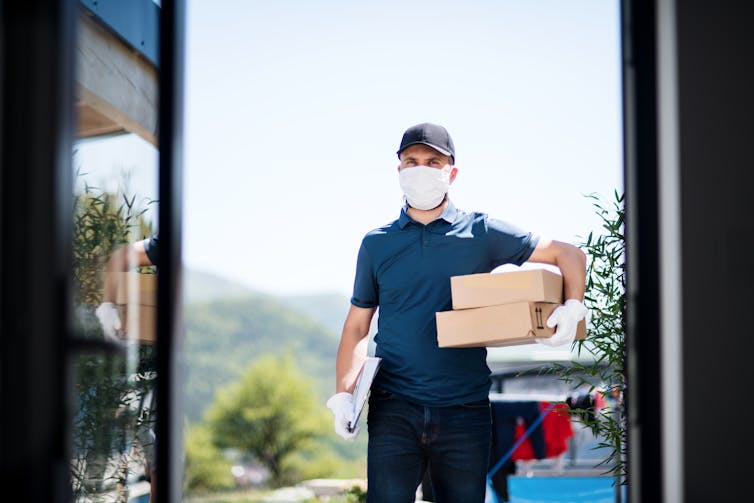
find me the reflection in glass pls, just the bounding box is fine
[70,351,157,499]
[72,1,161,500]
[71,132,159,502]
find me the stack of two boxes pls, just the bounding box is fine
[435,269,587,348]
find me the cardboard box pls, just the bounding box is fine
[118,303,157,343]
[109,272,157,343]
[450,269,564,310]
[436,301,587,348]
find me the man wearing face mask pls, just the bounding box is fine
[327,123,588,503]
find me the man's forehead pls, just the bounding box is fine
[400,144,450,159]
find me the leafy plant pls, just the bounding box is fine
[72,174,154,307]
[70,172,157,500]
[553,190,626,482]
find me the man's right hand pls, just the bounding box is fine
[95,302,122,341]
[326,392,359,441]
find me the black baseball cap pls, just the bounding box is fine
[396,123,455,161]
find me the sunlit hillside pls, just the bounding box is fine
[183,268,344,423]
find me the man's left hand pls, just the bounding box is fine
[536,299,588,347]
[95,302,122,341]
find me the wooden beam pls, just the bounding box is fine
[76,10,158,146]
[76,98,127,138]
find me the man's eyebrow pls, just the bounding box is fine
[402,154,446,163]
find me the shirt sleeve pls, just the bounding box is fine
[486,217,539,268]
[143,233,159,267]
[350,240,378,308]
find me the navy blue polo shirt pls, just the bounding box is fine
[351,201,539,407]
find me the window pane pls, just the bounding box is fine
[72,1,159,500]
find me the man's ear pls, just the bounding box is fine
[449,166,459,184]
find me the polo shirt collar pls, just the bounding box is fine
[398,199,459,228]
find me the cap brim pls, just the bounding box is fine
[396,141,453,157]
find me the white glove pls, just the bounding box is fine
[536,299,588,347]
[326,392,359,441]
[95,302,122,341]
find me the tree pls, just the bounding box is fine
[206,354,330,486]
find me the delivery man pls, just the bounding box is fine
[96,233,159,340]
[326,123,588,502]
[96,232,159,501]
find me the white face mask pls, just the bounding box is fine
[398,165,451,210]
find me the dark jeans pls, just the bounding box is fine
[366,389,492,503]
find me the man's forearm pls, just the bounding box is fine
[335,331,369,394]
[556,244,587,301]
[102,247,129,303]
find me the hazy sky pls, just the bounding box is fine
[76,0,623,300]
[180,0,623,297]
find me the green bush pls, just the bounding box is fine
[184,423,236,492]
[282,445,346,482]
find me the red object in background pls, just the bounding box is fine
[511,417,536,460]
[512,402,574,461]
[593,389,607,410]
[544,402,573,457]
